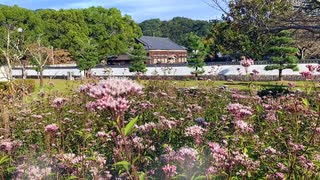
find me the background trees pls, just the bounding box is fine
[139,17,212,50]
[0,5,142,70]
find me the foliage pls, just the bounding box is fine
[0,77,320,179]
[129,43,148,73]
[139,17,212,49]
[74,40,99,72]
[186,33,207,77]
[0,79,35,93]
[0,5,142,63]
[264,30,299,81]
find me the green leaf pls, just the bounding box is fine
[139,172,146,180]
[66,175,78,180]
[6,167,16,173]
[114,161,131,171]
[193,175,207,180]
[125,116,139,136]
[0,156,9,165]
[302,98,309,107]
[244,147,248,155]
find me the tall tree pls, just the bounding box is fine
[75,40,99,78]
[27,39,51,88]
[129,43,148,74]
[264,31,299,81]
[186,33,207,78]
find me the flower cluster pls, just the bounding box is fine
[240,58,254,67]
[45,123,59,133]
[185,125,207,145]
[52,97,68,108]
[80,77,143,117]
[162,164,177,177]
[227,103,253,120]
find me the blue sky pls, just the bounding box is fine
[0,0,223,22]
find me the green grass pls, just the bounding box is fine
[28,78,318,96]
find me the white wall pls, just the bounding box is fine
[11,63,319,77]
[0,66,8,82]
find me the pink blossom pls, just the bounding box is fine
[265,146,277,154]
[240,58,254,67]
[267,172,285,180]
[306,65,317,72]
[288,141,305,152]
[0,140,13,151]
[162,164,177,177]
[185,125,206,137]
[252,69,259,75]
[176,147,198,164]
[227,103,253,120]
[300,71,312,78]
[96,131,110,139]
[45,124,59,133]
[277,163,288,171]
[235,120,253,133]
[52,97,68,108]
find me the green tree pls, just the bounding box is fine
[139,17,212,49]
[264,31,299,81]
[186,33,207,78]
[75,41,99,78]
[129,43,148,74]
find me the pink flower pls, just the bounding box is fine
[227,103,253,120]
[300,71,312,78]
[235,120,253,133]
[252,69,259,75]
[52,98,68,108]
[45,124,59,133]
[267,172,285,180]
[176,147,198,164]
[96,131,109,138]
[185,125,207,145]
[0,140,13,151]
[240,58,254,67]
[306,65,316,72]
[265,146,277,154]
[162,164,177,177]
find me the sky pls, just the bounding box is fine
[0,0,224,22]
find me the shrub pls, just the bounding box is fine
[0,79,35,93]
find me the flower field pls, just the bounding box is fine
[0,77,320,179]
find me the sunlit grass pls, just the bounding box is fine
[28,78,318,96]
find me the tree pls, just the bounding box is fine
[264,31,299,81]
[139,17,212,49]
[28,39,51,88]
[186,33,207,78]
[75,41,99,78]
[0,5,44,80]
[129,43,148,74]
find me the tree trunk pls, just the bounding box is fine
[278,69,283,81]
[40,70,44,88]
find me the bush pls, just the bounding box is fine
[0,79,36,93]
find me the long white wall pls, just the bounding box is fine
[9,63,320,78]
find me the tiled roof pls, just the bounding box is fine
[137,36,186,50]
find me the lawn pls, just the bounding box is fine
[30,78,318,95]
